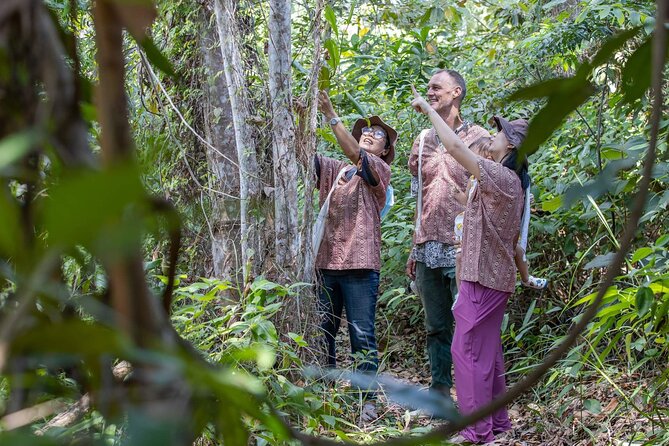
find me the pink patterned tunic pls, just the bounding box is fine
[459,158,524,293]
[408,125,490,247]
[315,152,390,271]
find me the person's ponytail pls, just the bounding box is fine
[502,149,530,190]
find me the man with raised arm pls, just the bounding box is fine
[406,69,490,402]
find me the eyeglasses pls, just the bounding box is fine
[361,127,387,140]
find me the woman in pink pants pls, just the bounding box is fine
[411,87,527,444]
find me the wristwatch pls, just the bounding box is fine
[329,117,341,126]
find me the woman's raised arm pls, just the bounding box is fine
[318,90,361,164]
[410,86,480,179]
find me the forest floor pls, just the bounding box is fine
[328,295,669,445]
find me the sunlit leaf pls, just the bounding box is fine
[631,247,653,263]
[541,195,562,212]
[318,65,330,91]
[324,5,337,37]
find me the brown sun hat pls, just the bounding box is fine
[351,115,398,164]
[493,116,529,149]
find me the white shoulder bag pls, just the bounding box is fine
[415,129,430,235]
[312,166,348,259]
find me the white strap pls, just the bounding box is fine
[415,129,430,235]
[312,166,349,258]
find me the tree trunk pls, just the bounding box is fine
[200,11,241,297]
[268,0,299,281]
[212,0,263,284]
[297,0,325,284]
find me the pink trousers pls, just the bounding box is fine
[452,280,512,443]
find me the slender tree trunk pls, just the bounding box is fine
[213,0,262,284]
[268,0,299,281]
[200,11,241,297]
[297,0,325,284]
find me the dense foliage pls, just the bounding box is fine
[0,0,667,445]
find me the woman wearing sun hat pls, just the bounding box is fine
[412,85,528,443]
[314,90,397,422]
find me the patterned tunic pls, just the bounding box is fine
[408,123,490,268]
[315,152,391,271]
[459,158,523,293]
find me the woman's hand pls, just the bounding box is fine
[317,90,337,120]
[410,85,432,115]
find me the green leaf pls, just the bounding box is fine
[138,36,176,78]
[11,320,131,358]
[318,65,331,91]
[517,80,595,157]
[631,247,653,263]
[635,287,654,318]
[324,5,338,37]
[324,38,340,71]
[583,252,616,270]
[587,27,641,71]
[509,77,571,101]
[287,332,308,347]
[584,399,602,414]
[0,130,40,171]
[541,195,562,212]
[344,91,367,116]
[321,414,336,427]
[621,31,669,105]
[41,163,146,249]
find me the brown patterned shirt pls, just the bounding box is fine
[408,124,490,246]
[315,152,391,271]
[459,158,524,293]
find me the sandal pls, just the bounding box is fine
[522,275,548,289]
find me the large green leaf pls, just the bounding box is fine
[0,130,40,172]
[11,320,132,358]
[517,79,595,157]
[41,163,146,250]
[324,5,338,37]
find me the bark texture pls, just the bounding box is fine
[268,0,299,280]
[200,11,242,296]
[213,0,263,283]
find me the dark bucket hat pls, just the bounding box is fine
[493,116,529,149]
[352,115,398,164]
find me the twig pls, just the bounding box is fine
[137,47,268,186]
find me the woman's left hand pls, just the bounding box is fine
[410,85,431,115]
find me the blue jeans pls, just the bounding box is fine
[317,269,379,377]
[415,261,456,391]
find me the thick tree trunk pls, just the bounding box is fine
[213,0,263,283]
[268,0,299,280]
[200,12,241,296]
